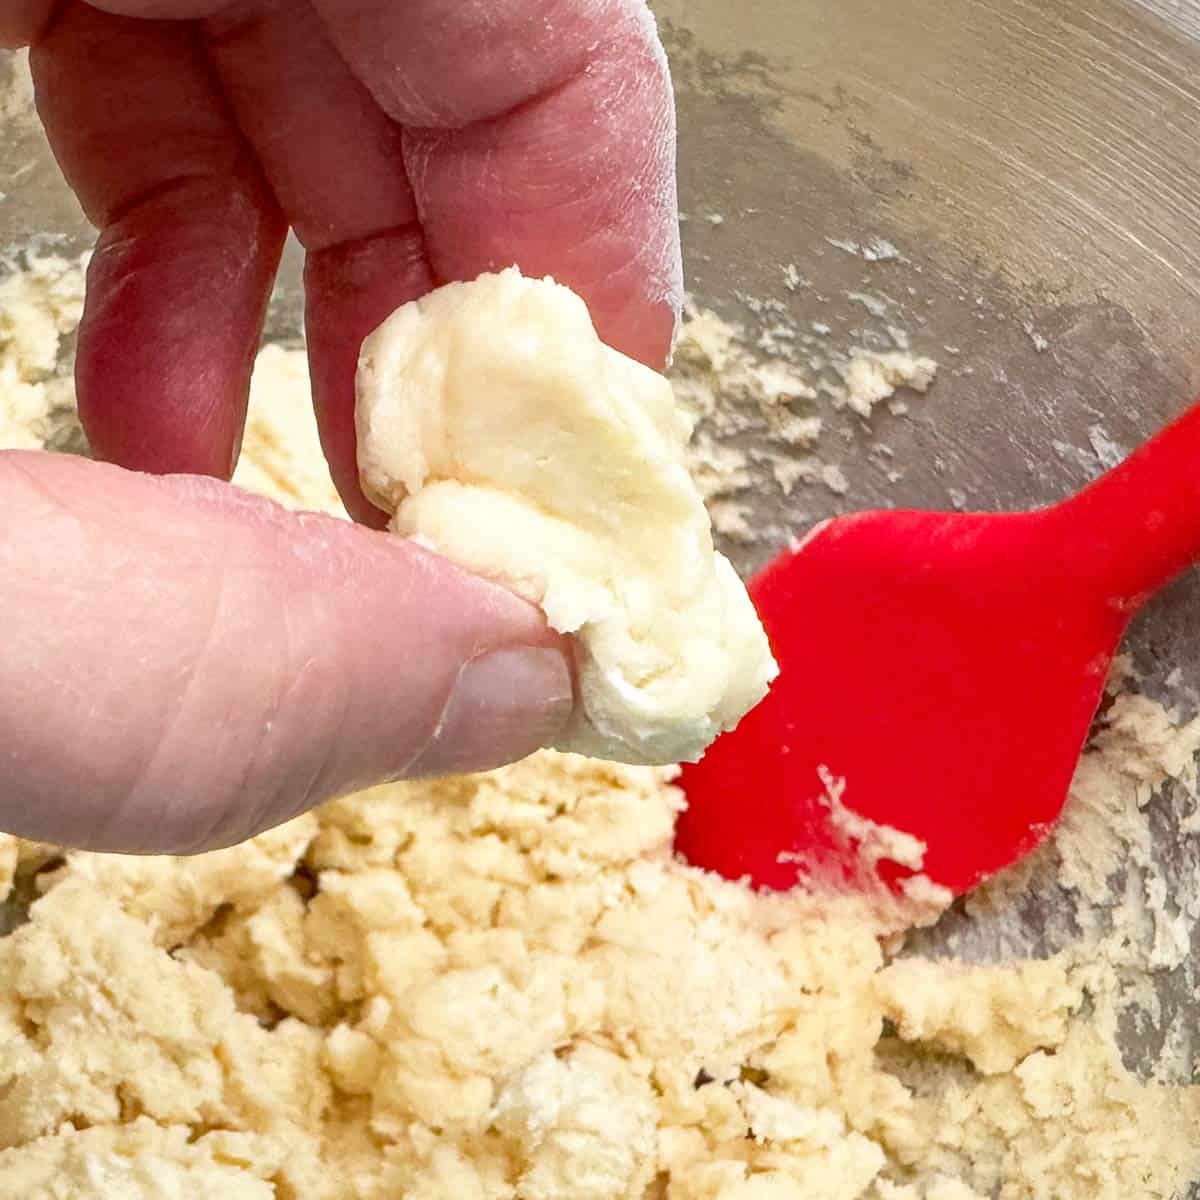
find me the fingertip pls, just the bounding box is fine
[304,226,433,525]
[402,646,575,779]
[587,260,683,372]
[396,0,684,375]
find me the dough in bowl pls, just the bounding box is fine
[356,269,778,766]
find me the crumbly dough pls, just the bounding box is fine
[355,269,778,766]
[1,253,1198,1199]
[0,251,86,453]
[668,301,938,544]
[1,752,1196,1200]
[232,344,346,518]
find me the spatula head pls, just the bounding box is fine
[676,508,1133,896]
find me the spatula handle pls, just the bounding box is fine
[1058,396,1200,606]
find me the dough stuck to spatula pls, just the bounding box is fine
[356,269,778,766]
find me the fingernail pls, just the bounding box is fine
[406,647,575,778]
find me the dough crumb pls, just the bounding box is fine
[840,351,938,419]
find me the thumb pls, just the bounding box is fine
[0,451,574,853]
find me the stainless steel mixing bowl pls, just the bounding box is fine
[654,0,1200,1089]
[3,0,1200,1162]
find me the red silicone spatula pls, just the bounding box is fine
[676,397,1200,898]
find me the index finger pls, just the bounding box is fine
[308,0,682,367]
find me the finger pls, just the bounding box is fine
[79,0,227,14]
[201,0,428,523]
[0,0,58,47]
[204,0,416,256]
[0,451,573,855]
[311,0,683,369]
[304,232,429,525]
[31,2,286,479]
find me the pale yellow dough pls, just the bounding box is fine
[0,253,1198,1200]
[355,269,778,766]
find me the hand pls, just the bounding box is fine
[0,0,682,854]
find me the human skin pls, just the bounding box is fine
[0,0,682,853]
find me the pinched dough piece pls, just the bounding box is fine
[356,269,777,765]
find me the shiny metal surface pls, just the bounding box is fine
[3,0,1200,1139]
[655,0,1200,1118]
